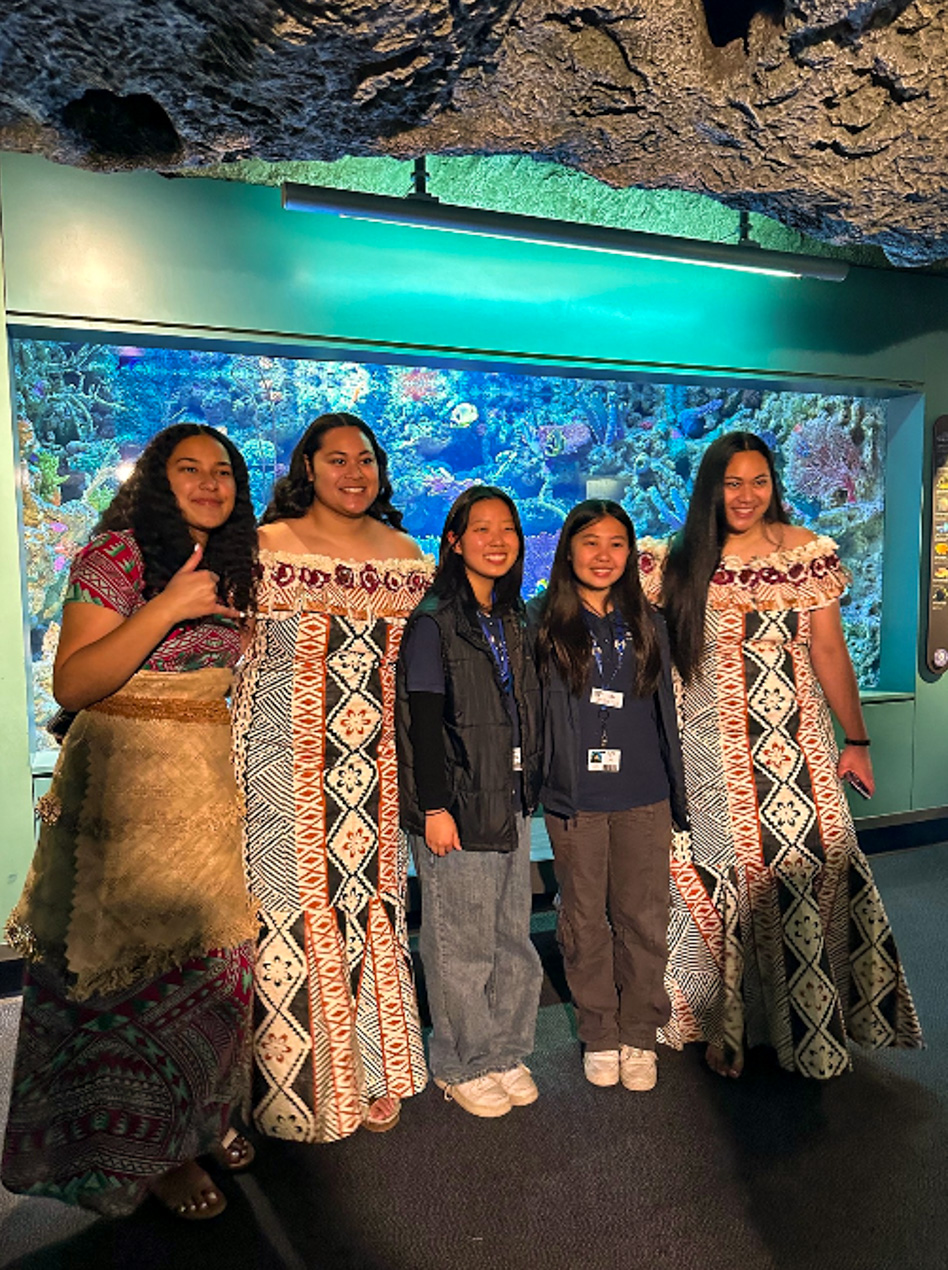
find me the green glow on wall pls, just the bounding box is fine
[193,152,888,270]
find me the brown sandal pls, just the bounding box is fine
[151,1160,227,1221]
[363,1095,401,1133]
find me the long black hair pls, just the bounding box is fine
[429,485,525,614]
[261,412,404,529]
[95,422,257,614]
[663,430,789,682]
[536,499,661,696]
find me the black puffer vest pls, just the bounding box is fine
[396,593,542,851]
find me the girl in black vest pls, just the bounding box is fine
[397,486,543,1119]
[533,499,688,1091]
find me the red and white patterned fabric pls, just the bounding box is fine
[639,536,922,1077]
[232,549,432,1142]
[66,529,240,671]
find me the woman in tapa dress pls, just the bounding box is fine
[3,423,259,1218]
[641,430,922,1079]
[233,412,430,1141]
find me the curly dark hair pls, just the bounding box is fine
[260,412,404,529]
[95,422,257,614]
[536,499,661,697]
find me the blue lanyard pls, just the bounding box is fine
[478,612,511,690]
[585,608,626,688]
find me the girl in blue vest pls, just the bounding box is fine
[396,486,543,1119]
[532,499,688,1090]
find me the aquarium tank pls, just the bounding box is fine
[13,338,886,754]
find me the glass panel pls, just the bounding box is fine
[13,338,888,752]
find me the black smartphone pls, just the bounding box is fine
[844,771,872,799]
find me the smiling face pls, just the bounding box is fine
[306,425,380,519]
[722,449,774,537]
[569,515,630,609]
[450,497,521,605]
[166,434,236,541]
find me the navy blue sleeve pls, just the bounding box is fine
[402,614,445,694]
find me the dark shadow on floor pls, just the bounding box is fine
[3,846,946,1270]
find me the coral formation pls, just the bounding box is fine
[13,339,888,744]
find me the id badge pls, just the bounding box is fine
[587,748,621,773]
[512,746,522,772]
[590,687,624,709]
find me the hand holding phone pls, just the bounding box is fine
[844,771,872,799]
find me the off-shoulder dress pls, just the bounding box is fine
[232,550,433,1141]
[639,535,922,1078]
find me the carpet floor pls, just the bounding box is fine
[1,842,946,1270]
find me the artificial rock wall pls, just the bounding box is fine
[0,1,944,264]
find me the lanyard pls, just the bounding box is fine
[584,608,626,747]
[585,608,626,688]
[478,612,511,690]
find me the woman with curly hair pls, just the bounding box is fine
[641,430,921,1079]
[233,412,431,1141]
[3,423,259,1220]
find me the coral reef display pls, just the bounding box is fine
[14,339,887,749]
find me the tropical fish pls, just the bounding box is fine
[450,402,478,427]
[676,399,722,439]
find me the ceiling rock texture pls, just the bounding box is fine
[0,0,945,265]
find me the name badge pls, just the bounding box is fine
[512,747,522,771]
[587,748,621,773]
[590,687,624,708]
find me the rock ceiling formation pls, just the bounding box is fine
[0,1,945,265]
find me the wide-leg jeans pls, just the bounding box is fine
[545,801,672,1051]
[412,814,543,1085]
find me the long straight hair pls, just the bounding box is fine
[261,411,403,528]
[663,430,789,682]
[536,499,661,696]
[429,485,525,614]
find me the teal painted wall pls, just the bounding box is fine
[0,205,36,924]
[0,151,945,915]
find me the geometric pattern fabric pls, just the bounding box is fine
[1,946,254,1216]
[233,551,432,1141]
[639,536,923,1077]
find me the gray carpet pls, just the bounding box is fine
[1,843,946,1270]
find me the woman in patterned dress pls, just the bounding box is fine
[641,431,922,1080]
[3,423,259,1218]
[233,412,430,1142]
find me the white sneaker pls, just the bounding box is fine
[583,1049,620,1087]
[620,1045,657,1091]
[434,1074,511,1118]
[488,1063,539,1106]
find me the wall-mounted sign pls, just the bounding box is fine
[927,415,948,673]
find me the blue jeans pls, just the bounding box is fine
[412,815,542,1084]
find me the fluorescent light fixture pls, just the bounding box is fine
[282,183,849,282]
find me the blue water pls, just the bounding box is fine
[16,340,886,742]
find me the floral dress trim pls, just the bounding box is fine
[637,534,850,613]
[256,548,433,619]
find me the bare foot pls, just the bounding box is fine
[363,1095,401,1133]
[705,1044,744,1079]
[150,1159,227,1220]
[210,1128,255,1172]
